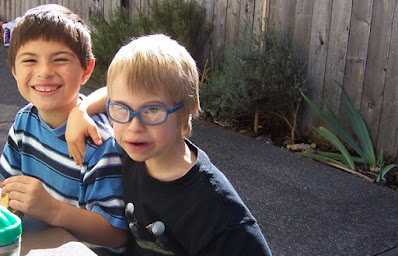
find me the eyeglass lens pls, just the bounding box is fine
[108,104,168,125]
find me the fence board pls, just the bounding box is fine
[301,0,332,134]
[322,0,352,115]
[196,0,214,68]
[253,0,265,34]
[240,0,255,30]
[343,0,372,109]
[66,0,75,12]
[212,0,227,62]
[104,0,119,21]
[225,0,240,49]
[268,0,295,40]
[6,0,11,21]
[140,0,149,13]
[22,0,33,15]
[128,0,140,16]
[0,1,4,20]
[292,0,314,64]
[67,0,80,21]
[361,0,395,145]
[62,0,70,8]
[11,0,16,20]
[377,1,398,159]
[201,0,215,23]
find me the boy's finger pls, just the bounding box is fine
[73,153,83,166]
[76,140,86,164]
[87,125,103,146]
[74,150,83,166]
[67,143,83,166]
[1,176,32,193]
[3,175,32,184]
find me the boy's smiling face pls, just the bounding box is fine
[109,74,185,167]
[12,38,93,127]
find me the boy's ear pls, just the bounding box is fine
[11,67,17,79]
[81,59,95,85]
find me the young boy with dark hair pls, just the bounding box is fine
[66,34,272,255]
[0,4,128,254]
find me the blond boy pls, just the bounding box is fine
[67,34,272,255]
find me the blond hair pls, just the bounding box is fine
[107,34,200,137]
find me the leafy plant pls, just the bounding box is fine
[298,87,397,184]
[200,52,225,119]
[89,1,212,87]
[375,150,397,184]
[137,0,212,61]
[90,6,142,88]
[200,23,307,143]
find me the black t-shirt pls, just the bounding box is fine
[122,140,272,256]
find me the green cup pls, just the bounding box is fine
[0,206,22,256]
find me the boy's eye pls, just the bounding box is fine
[119,107,129,113]
[54,53,73,63]
[146,107,162,114]
[112,105,127,112]
[54,58,69,62]
[22,59,36,63]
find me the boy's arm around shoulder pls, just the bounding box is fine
[66,86,108,165]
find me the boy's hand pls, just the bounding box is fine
[66,105,102,166]
[1,176,60,224]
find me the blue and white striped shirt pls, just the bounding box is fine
[0,101,128,253]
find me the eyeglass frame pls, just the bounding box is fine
[105,98,184,126]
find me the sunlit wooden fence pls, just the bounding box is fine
[1,0,398,160]
[269,0,398,161]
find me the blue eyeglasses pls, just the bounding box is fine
[106,99,184,126]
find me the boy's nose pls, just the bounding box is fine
[127,115,145,132]
[37,62,55,78]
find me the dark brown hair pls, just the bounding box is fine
[7,4,93,70]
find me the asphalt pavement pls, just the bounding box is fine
[1,45,398,256]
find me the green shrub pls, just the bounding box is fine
[89,6,142,88]
[200,23,307,143]
[137,0,211,60]
[89,1,212,88]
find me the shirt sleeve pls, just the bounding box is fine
[0,123,22,180]
[81,137,128,230]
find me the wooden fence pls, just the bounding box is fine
[1,0,398,160]
[269,0,398,161]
